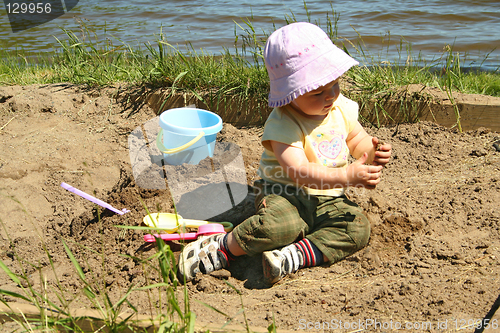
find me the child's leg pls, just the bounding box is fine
[262,195,370,284]
[262,239,323,285]
[178,186,308,282]
[231,193,309,256]
[305,195,370,264]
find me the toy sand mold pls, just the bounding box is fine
[128,107,248,220]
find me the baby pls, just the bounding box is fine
[178,22,392,285]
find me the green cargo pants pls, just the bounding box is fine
[232,180,370,263]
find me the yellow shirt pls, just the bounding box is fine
[257,93,358,197]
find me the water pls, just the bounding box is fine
[1,0,499,70]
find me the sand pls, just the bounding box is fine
[0,83,499,332]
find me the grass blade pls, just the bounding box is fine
[0,260,24,287]
[0,289,31,302]
[194,299,230,318]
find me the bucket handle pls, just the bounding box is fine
[156,129,205,154]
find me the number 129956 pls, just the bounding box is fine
[5,2,52,14]
[454,319,498,330]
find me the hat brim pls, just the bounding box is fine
[268,48,359,108]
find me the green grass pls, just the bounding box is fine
[0,190,188,332]
[0,7,499,128]
[1,12,499,133]
[0,185,276,332]
[0,191,274,332]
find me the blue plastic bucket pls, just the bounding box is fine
[157,108,223,165]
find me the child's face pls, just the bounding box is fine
[290,79,340,119]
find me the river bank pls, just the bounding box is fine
[2,1,500,71]
[1,25,500,139]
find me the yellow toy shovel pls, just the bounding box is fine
[143,213,233,233]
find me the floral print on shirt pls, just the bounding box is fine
[311,130,349,167]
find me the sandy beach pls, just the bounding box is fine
[1,83,499,331]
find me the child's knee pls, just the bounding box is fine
[348,214,371,250]
[239,214,304,249]
[233,198,307,255]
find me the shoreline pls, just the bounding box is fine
[1,1,499,71]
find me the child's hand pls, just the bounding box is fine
[371,137,392,166]
[346,152,383,189]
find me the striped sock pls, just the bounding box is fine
[295,239,324,268]
[218,233,236,262]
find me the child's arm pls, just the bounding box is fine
[346,122,392,166]
[270,140,383,190]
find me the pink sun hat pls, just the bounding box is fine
[264,22,359,108]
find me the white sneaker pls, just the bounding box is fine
[262,244,303,285]
[177,233,228,282]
